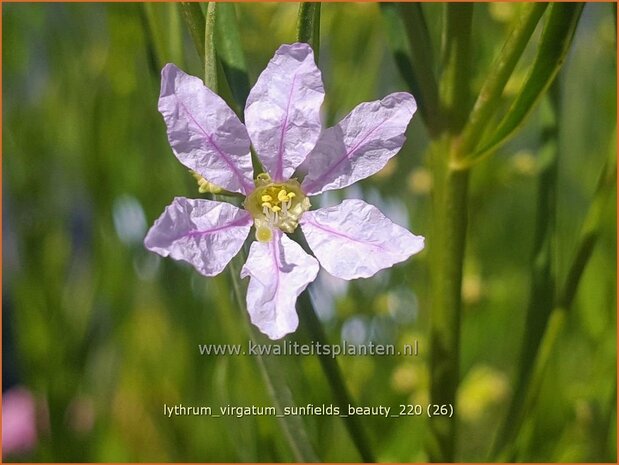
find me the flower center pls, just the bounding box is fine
[244,173,310,242]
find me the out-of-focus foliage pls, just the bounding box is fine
[3,3,616,462]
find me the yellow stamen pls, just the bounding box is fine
[287,192,296,199]
[261,194,273,202]
[277,190,289,202]
[261,202,272,209]
[271,205,282,213]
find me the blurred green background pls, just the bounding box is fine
[2,2,616,462]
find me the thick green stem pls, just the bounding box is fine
[439,4,473,133]
[426,138,470,462]
[425,6,473,461]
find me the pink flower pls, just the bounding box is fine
[2,387,38,458]
[145,43,424,339]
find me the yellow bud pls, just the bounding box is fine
[256,226,273,242]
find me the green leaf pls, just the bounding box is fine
[473,3,584,160]
[215,3,251,109]
[381,3,441,135]
[178,2,205,64]
[456,3,548,160]
[224,251,320,463]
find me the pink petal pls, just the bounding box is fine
[159,64,254,195]
[300,199,424,280]
[2,387,37,457]
[245,43,325,181]
[240,231,319,339]
[145,197,252,276]
[301,93,417,195]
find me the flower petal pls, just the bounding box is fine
[240,231,319,339]
[159,64,254,195]
[245,43,325,181]
[300,199,424,280]
[301,93,417,195]
[144,197,252,276]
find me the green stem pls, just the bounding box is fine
[426,145,469,462]
[204,2,218,92]
[425,6,473,462]
[439,4,474,133]
[297,3,321,61]
[457,3,547,159]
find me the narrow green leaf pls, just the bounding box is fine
[473,3,584,160]
[142,4,169,70]
[179,2,205,64]
[204,2,218,92]
[491,97,616,461]
[390,3,442,136]
[225,252,320,463]
[380,4,428,129]
[167,3,183,66]
[296,3,321,60]
[490,85,560,458]
[215,3,251,109]
[296,290,376,462]
[457,3,547,159]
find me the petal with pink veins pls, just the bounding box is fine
[159,64,255,195]
[241,231,319,339]
[245,43,325,181]
[144,197,252,276]
[302,93,417,195]
[300,199,424,279]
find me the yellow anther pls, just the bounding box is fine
[287,192,296,199]
[261,194,273,202]
[277,190,289,202]
[261,202,272,209]
[271,205,282,213]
